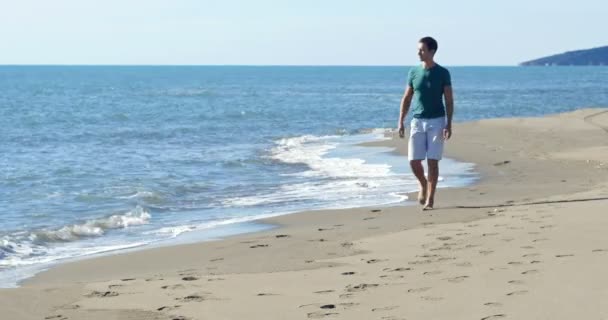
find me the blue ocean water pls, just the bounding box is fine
[1,66,607,287]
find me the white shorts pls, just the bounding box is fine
[408,117,446,161]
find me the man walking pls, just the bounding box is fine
[398,36,454,210]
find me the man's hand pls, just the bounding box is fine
[398,124,405,138]
[443,125,452,140]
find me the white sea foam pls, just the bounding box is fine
[270,133,392,178]
[148,212,289,238]
[30,206,151,243]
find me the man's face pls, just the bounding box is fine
[417,42,434,61]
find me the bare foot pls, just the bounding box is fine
[418,189,427,205]
[423,199,434,211]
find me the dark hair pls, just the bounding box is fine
[419,36,438,53]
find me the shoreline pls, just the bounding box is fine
[0,129,476,289]
[2,108,608,319]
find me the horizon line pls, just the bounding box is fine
[0,63,520,67]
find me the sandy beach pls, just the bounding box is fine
[1,108,607,320]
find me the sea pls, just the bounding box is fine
[1,66,607,287]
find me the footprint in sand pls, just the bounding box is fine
[520,246,535,249]
[178,294,207,302]
[120,278,135,281]
[171,316,190,320]
[341,271,356,276]
[157,305,181,312]
[210,258,224,262]
[530,260,542,264]
[85,291,119,298]
[408,287,431,293]
[430,245,453,252]
[523,253,541,258]
[339,293,354,299]
[372,306,399,312]
[481,315,507,320]
[380,274,404,280]
[145,277,164,282]
[44,316,67,320]
[371,209,382,213]
[363,217,376,221]
[182,276,199,281]
[445,276,469,283]
[420,296,444,301]
[339,302,359,309]
[521,270,540,275]
[423,270,443,276]
[314,290,335,294]
[508,261,524,265]
[437,236,452,241]
[437,256,455,262]
[479,250,494,256]
[408,259,433,265]
[383,267,412,272]
[318,228,334,232]
[62,305,80,310]
[257,293,279,296]
[454,261,473,267]
[346,283,379,292]
[532,238,549,242]
[483,232,499,237]
[506,290,529,296]
[484,302,503,307]
[508,280,525,285]
[307,311,339,319]
[555,254,574,258]
[365,259,386,264]
[275,234,290,238]
[592,249,608,253]
[250,244,269,248]
[162,284,185,290]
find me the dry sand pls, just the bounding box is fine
[1,108,607,320]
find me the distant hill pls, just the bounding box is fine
[520,45,608,66]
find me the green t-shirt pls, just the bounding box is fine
[407,64,451,119]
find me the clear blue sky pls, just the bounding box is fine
[1,0,606,66]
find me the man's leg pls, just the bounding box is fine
[424,159,439,210]
[408,118,427,205]
[423,117,446,210]
[409,160,427,204]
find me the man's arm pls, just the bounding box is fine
[443,85,453,140]
[398,86,414,138]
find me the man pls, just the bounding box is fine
[398,36,453,211]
